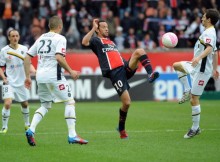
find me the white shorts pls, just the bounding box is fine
[37,80,74,103]
[2,84,30,102]
[181,61,211,95]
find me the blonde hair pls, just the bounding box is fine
[48,16,63,30]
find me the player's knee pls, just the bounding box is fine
[123,100,131,110]
[173,62,179,69]
[135,48,145,56]
[190,99,196,106]
[4,100,12,109]
[190,95,199,106]
[65,99,75,105]
[21,101,28,108]
[173,62,186,73]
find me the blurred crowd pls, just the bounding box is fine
[0,0,220,51]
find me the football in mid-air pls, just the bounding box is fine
[162,32,178,48]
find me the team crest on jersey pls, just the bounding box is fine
[198,80,204,86]
[21,51,24,55]
[205,38,211,43]
[8,55,12,60]
[59,84,65,90]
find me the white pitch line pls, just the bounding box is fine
[2,128,220,136]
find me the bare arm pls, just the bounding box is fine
[213,51,218,71]
[192,45,213,67]
[30,64,36,75]
[24,54,32,89]
[24,55,32,78]
[82,19,99,46]
[0,68,7,84]
[55,54,79,80]
[213,51,219,79]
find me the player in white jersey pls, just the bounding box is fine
[173,9,220,139]
[23,16,88,146]
[0,29,35,133]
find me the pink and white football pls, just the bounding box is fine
[162,32,178,48]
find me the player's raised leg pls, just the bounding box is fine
[173,62,191,104]
[129,48,159,83]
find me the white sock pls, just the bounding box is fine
[177,71,191,92]
[21,107,30,126]
[65,104,76,138]
[191,105,201,131]
[2,107,10,129]
[30,106,48,133]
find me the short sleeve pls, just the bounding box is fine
[56,36,66,55]
[27,40,38,57]
[89,37,97,48]
[202,33,215,48]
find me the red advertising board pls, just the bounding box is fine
[31,51,220,74]
[17,51,220,101]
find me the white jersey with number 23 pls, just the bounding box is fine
[27,32,67,83]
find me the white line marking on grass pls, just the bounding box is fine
[3,128,220,136]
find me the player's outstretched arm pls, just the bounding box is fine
[30,64,36,75]
[55,54,80,80]
[192,45,213,67]
[24,54,32,89]
[82,19,99,46]
[0,68,7,84]
[213,51,219,79]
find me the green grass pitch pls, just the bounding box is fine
[0,100,220,162]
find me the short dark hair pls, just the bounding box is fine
[206,9,220,25]
[97,19,106,29]
[94,19,106,35]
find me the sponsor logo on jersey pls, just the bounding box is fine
[10,63,23,69]
[198,80,204,86]
[8,55,12,60]
[59,84,65,90]
[102,46,118,53]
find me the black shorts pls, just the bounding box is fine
[106,61,137,96]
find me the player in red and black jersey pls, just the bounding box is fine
[82,19,159,139]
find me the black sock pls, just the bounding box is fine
[139,55,153,74]
[118,109,127,131]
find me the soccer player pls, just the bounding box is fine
[82,19,159,139]
[24,16,88,146]
[0,29,35,134]
[173,9,220,138]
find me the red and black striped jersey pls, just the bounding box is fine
[89,37,124,76]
